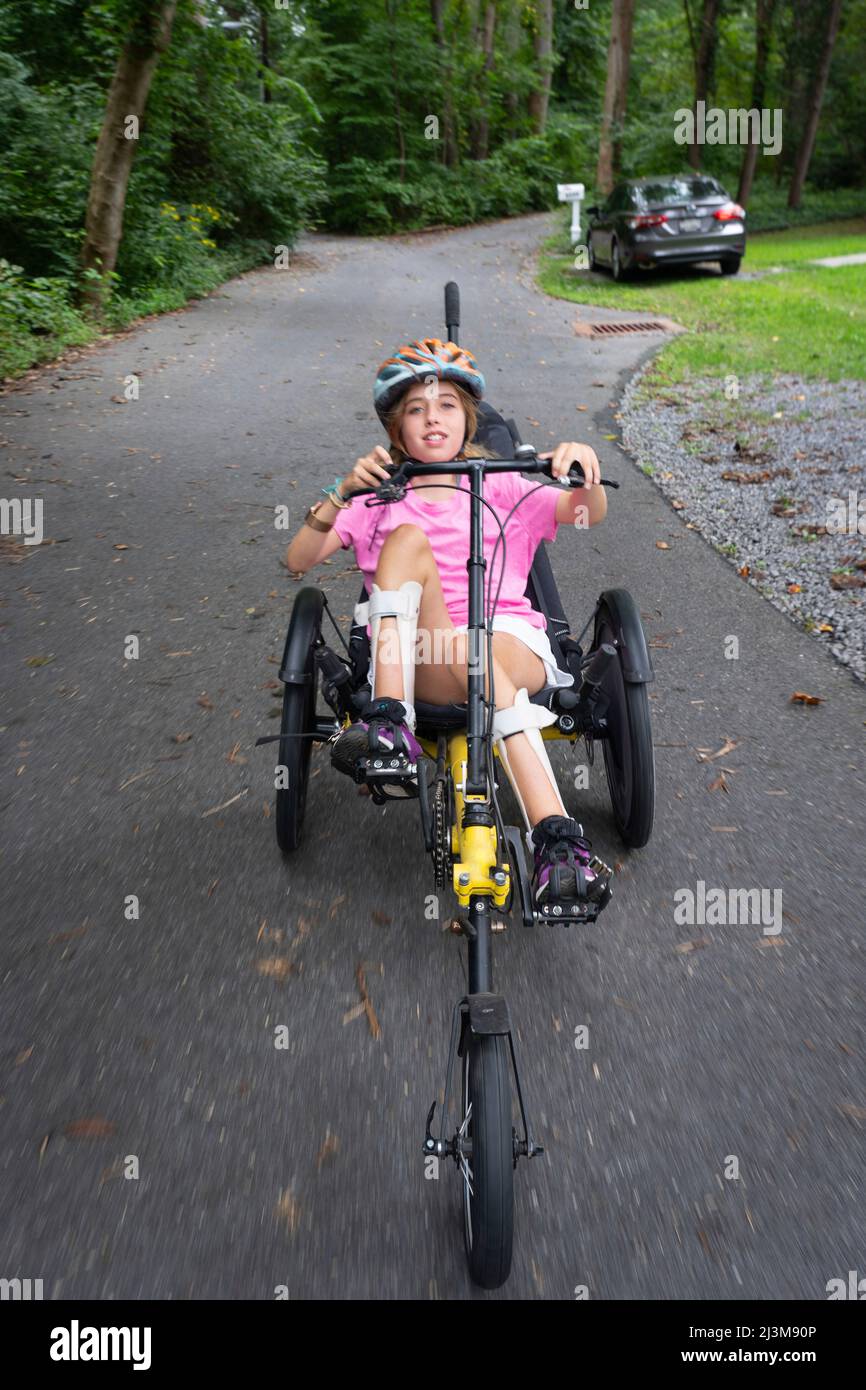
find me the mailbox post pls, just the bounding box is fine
[557,182,585,245]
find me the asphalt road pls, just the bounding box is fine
[1,212,864,1300]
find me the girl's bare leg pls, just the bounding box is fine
[371,524,565,824]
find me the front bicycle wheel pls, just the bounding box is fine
[460,1033,514,1289]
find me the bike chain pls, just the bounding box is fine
[432,776,452,891]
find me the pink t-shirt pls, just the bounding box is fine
[331,470,560,631]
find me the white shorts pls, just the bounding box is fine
[363,611,574,691]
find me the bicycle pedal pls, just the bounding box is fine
[537,900,598,923]
[589,854,613,881]
[363,755,417,779]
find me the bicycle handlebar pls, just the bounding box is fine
[347,447,620,502]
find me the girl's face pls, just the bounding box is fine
[398,383,466,462]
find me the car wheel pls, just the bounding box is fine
[720,256,741,276]
[611,239,628,282]
[587,235,598,272]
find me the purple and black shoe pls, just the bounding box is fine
[330,696,423,798]
[531,815,612,916]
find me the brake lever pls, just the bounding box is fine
[363,461,408,506]
[568,471,620,490]
[544,459,620,490]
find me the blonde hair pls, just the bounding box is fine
[383,380,498,466]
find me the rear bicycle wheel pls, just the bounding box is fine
[595,604,655,849]
[460,1033,514,1289]
[275,652,316,854]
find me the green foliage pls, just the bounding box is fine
[0,258,92,377]
[1,0,864,379]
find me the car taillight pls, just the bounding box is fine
[627,214,668,229]
[713,202,745,221]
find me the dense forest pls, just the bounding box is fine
[1,0,864,372]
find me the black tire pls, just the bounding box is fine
[587,235,598,272]
[460,1033,514,1289]
[720,256,741,276]
[611,238,628,282]
[594,606,655,849]
[275,650,316,854]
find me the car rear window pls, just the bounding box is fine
[636,178,724,205]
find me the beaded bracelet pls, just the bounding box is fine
[320,476,351,509]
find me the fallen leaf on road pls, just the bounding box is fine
[65,1118,116,1139]
[675,939,710,954]
[197,693,214,710]
[275,1189,301,1233]
[707,773,729,793]
[354,963,381,1039]
[655,541,670,550]
[25,655,54,667]
[837,1103,866,1122]
[315,1132,339,1169]
[790,691,823,705]
[696,738,738,762]
[172,732,193,744]
[257,958,296,983]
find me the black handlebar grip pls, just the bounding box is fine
[444,282,460,333]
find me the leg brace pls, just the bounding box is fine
[491,687,567,844]
[367,580,422,731]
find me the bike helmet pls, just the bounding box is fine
[373,337,485,426]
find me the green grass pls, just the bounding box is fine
[538,217,866,384]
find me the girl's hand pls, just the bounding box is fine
[340,445,393,497]
[538,442,601,490]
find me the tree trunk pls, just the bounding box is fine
[470,2,497,160]
[502,0,521,138]
[688,0,721,170]
[527,0,554,135]
[386,0,406,182]
[596,0,635,197]
[79,1,178,313]
[787,0,843,208]
[260,6,271,104]
[736,0,777,206]
[430,0,459,167]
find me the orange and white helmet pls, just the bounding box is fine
[373,338,485,425]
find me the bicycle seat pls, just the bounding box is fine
[414,683,570,733]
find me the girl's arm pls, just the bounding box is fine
[284,445,393,575]
[284,495,346,575]
[540,443,608,527]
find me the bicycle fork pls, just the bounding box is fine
[423,900,544,1170]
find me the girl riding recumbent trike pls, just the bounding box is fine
[258,285,655,1289]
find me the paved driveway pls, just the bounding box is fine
[1,212,863,1299]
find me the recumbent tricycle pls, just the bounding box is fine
[257,283,655,1290]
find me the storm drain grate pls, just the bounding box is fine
[590,321,668,336]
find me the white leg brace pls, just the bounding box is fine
[367,580,422,730]
[491,687,567,845]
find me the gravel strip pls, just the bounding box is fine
[620,367,866,680]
